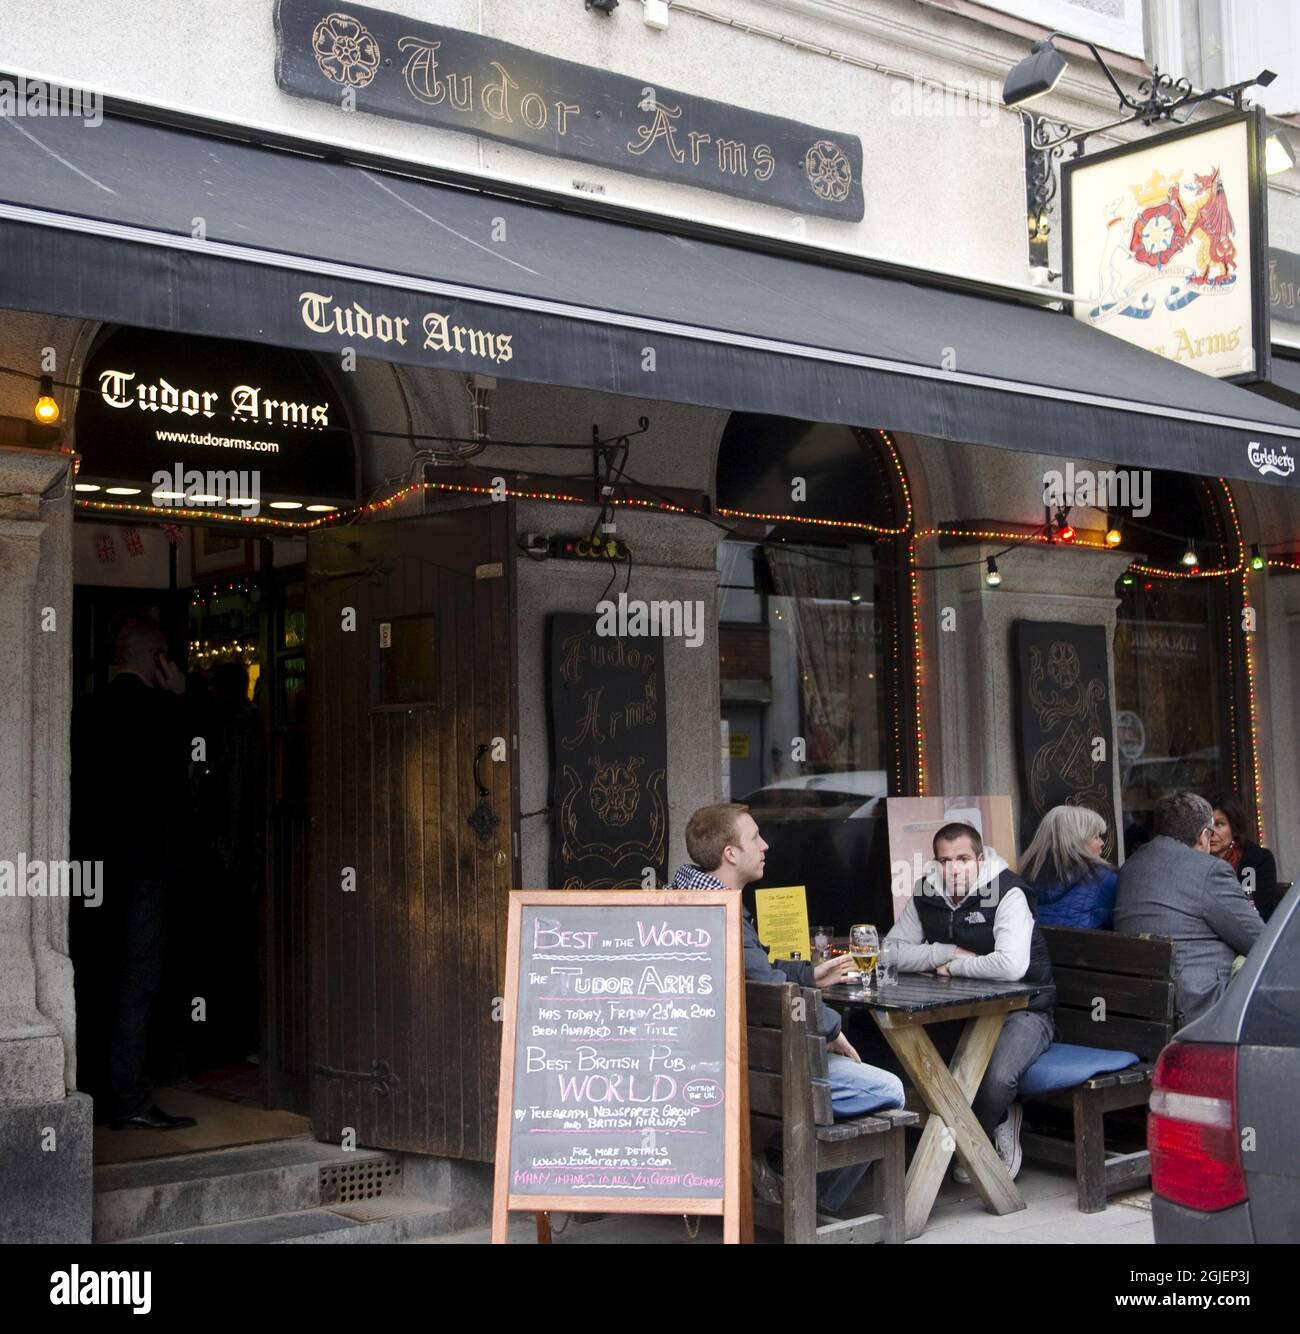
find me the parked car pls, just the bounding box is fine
[1150,879,1299,1242]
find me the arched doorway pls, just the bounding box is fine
[1112,472,1250,855]
[712,414,914,928]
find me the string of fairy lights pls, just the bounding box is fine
[70,425,1295,828]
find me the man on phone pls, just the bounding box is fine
[669,803,905,1214]
[883,822,1055,1182]
[71,612,197,1131]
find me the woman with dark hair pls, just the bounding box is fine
[1208,794,1283,921]
[1020,805,1118,929]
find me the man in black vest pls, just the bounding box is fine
[883,821,1055,1182]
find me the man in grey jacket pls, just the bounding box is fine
[1115,792,1262,1025]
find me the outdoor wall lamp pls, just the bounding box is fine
[33,374,59,425]
[1006,31,1277,266]
[1266,132,1295,175]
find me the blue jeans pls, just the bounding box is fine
[817,1056,906,1213]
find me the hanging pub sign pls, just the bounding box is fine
[273,0,864,221]
[1063,109,1269,383]
[74,326,358,515]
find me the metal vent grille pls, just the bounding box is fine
[319,1156,403,1205]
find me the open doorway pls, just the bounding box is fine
[69,517,310,1165]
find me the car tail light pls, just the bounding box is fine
[1149,1042,1245,1211]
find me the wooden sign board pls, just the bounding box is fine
[492,890,746,1242]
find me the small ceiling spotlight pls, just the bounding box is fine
[985,557,1002,588]
[34,374,59,425]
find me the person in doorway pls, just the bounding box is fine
[1020,805,1118,930]
[1207,793,1284,923]
[883,822,1056,1183]
[1115,792,1262,1024]
[669,803,905,1216]
[71,611,197,1131]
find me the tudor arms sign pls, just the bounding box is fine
[274,0,864,220]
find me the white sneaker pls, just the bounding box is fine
[993,1102,1024,1181]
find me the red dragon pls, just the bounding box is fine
[1186,166,1237,285]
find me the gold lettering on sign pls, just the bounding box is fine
[422,311,514,365]
[481,60,518,122]
[398,37,445,105]
[715,139,747,176]
[627,101,685,163]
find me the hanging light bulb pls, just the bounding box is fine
[1181,541,1199,568]
[1120,571,1135,586]
[985,556,1002,588]
[1104,516,1122,547]
[1055,508,1075,543]
[1249,544,1265,571]
[33,375,59,425]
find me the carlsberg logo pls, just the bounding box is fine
[1248,440,1297,477]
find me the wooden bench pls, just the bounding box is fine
[1020,926,1177,1213]
[746,979,918,1244]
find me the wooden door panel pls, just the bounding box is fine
[306,506,514,1158]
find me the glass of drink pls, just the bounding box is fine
[848,923,879,998]
[811,925,833,964]
[877,938,899,987]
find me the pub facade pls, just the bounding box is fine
[1,0,1298,1241]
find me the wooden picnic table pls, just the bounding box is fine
[821,972,1049,1240]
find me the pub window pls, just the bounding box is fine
[715,415,911,930]
[1112,472,1243,856]
[374,612,439,709]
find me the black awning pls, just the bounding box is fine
[2,109,1299,489]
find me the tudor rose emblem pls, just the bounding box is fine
[312,11,381,88]
[804,139,853,202]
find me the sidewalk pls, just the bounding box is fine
[411,1164,1156,1244]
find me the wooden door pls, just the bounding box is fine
[306,505,517,1158]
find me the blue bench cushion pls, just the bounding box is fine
[1021,1043,1141,1098]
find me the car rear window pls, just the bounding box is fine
[1240,904,1300,1046]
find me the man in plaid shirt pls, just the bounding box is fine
[669,803,904,1213]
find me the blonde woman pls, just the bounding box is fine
[1020,805,1118,930]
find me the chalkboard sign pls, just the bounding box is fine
[492,890,745,1242]
[548,613,668,889]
